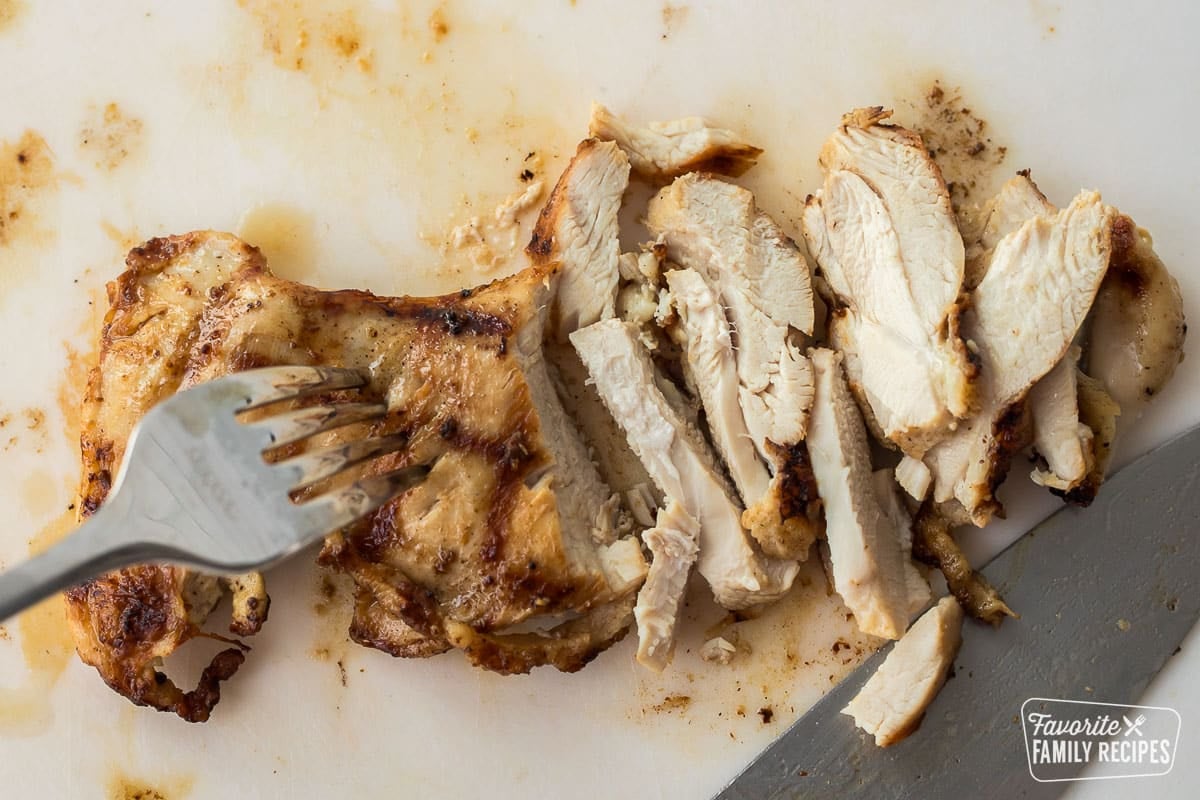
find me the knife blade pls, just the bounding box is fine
[716,425,1200,800]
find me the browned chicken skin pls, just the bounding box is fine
[68,231,645,719]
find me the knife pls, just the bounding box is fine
[716,425,1200,799]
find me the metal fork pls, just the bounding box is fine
[0,366,428,621]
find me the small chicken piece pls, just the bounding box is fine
[1086,215,1187,414]
[634,501,701,671]
[803,108,977,456]
[589,102,762,180]
[571,319,799,610]
[807,348,919,640]
[924,192,1115,525]
[648,174,819,560]
[1029,347,1094,492]
[527,138,630,340]
[843,596,964,747]
[895,455,932,503]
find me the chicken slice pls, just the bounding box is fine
[665,268,771,503]
[589,102,762,180]
[960,170,1053,289]
[527,138,630,340]
[648,174,819,559]
[807,347,918,640]
[1086,214,1187,414]
[571,319,799,609]
[843,596,964,747]
[924,192,1115,525]
[872,470,933,618]
[803,107,976,456]
[1029,346,1094,492]
[634,501,701,671]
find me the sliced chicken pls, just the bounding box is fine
[895,455,932,502]
[589,102,762,180]
[648,173,819,559]
[634,501,701,671]
[960,170,1053,289]
[807,348,921,640]
[803,108,977,455]
[665,268,771,504]
[1029,346,1094,492]
[872,470,933,618]
[527,138,630,340]
[571,319,799,609]
[1059,369,1122,505]
[843,596,964,747]
[1086,214,1187,413]
[924,192,1116,525]
[912,506,1014,624]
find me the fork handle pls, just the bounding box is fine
[0,502,166,622]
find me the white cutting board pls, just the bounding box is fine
[1,2,1197,798]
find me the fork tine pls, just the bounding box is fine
[275,434,409,489]
[295,464,432,532]
[245,402,388,447]
[234,366,368,411]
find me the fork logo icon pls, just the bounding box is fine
[1123,715,1147,738]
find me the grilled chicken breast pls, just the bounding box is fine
[803,108,977,456]
[571,319,799,609]
[648,173,820,560]
[589,103,762,180]
[70,232,648,719]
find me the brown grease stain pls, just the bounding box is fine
[428,4,449,42]
[0,0,24,32]
[107,773,195,800]
[907,81,1009,221]
[0,129,55,242]
[660,3,689,39]
[237,0,374,72]
[236,204,319,283]
[101,220,144,254]
[0,504,77,733]
[203,0,571,293]
[79,102,145,171]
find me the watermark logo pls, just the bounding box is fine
[1021,698,1181,782]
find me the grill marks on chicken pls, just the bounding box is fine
[72,232,650,715]
[70,101,1185,723]
[68,233,271,722]
[803,107,977,456]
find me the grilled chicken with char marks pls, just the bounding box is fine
[69,231,648,719]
